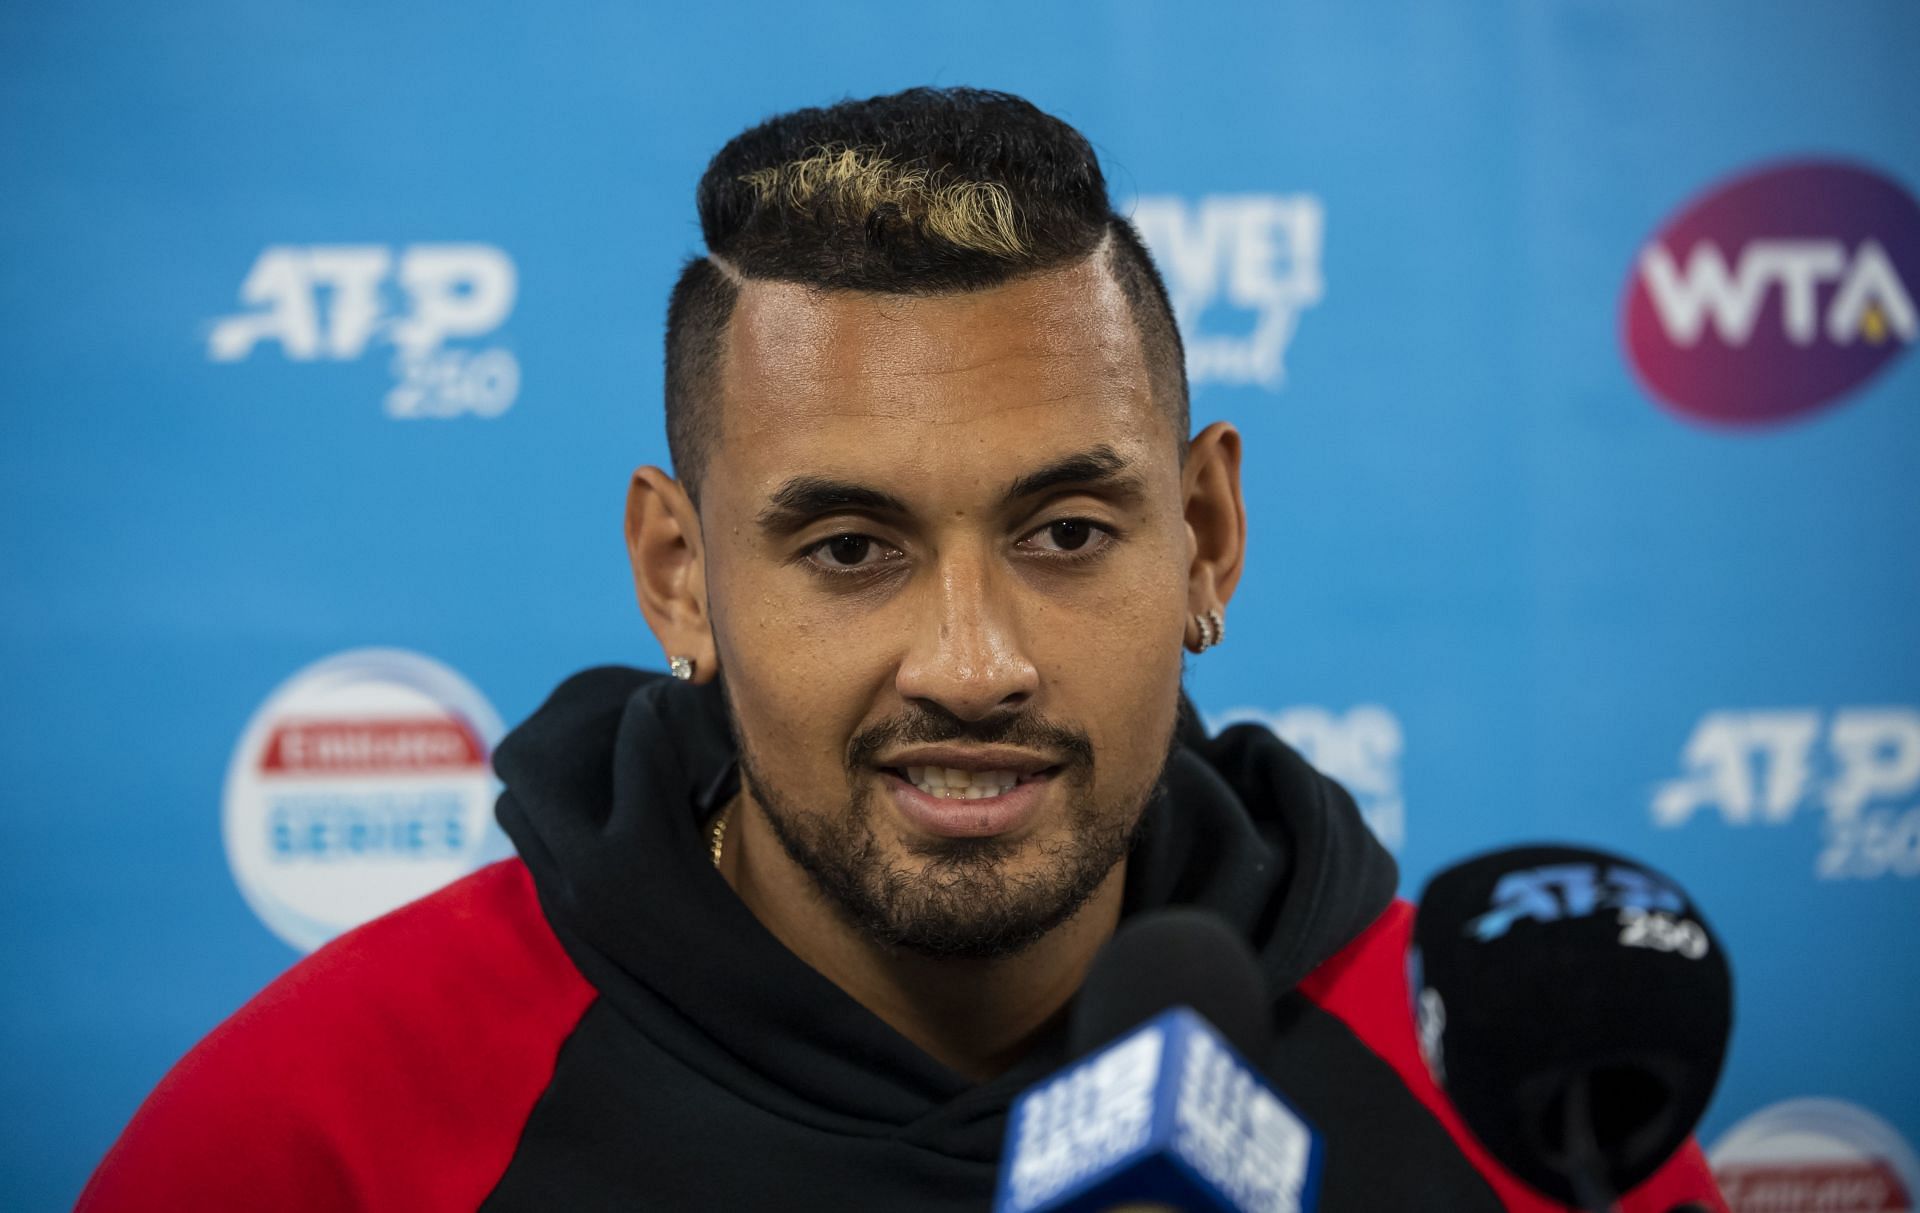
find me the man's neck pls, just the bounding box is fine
[716,791,1124,1084]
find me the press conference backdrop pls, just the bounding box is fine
[3,2,1916,1207]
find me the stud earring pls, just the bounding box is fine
[669,656,695,681]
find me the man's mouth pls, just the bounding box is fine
[883,765,1060,800]
[876,765,1061,839]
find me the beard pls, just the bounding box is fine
[730,696,1175,960]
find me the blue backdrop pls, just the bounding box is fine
[4,3,1916,1208]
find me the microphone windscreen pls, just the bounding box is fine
[1413,845,1733,1207]
[1068,908,1271,1064]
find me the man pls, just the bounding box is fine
[80,88,1724,1211]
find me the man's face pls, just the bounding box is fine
[698,255,1193,957]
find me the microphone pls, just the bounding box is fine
[1411,845,1733,1212]
[993,909,1322,1213]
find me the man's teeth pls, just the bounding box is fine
[903,765,1020,799]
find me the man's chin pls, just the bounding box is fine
[896,830,1026,866]
[782,824,1134,960]
[849,871,1108,960]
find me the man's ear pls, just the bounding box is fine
[1181,421,1247,635]
[625,467,719,682]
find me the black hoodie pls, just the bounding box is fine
[479,667,1506,1210]
[87,666,1721,1212]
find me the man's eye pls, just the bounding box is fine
[804,533,896,572]
[1021,519,1113,556]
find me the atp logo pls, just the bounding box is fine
[1653,707,1920,881]
[1623,160,1920,426]
[207,243,520,419]
[1208,704,1403,853]
[1465,863,1685,942]
[1132,195,1325,389]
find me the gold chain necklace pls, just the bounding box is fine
[709,804,732,868]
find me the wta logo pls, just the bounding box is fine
[1623,160,1920,426]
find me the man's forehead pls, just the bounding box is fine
[716,255,1157,439]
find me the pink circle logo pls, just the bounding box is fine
[1623,160,1920,426]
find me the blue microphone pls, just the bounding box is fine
[993,910,1323,1213]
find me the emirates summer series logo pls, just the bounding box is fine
[1623,160,1919,426]
[223,649,509,952]
[1710,1098,1919,1213]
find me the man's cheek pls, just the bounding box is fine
[722,665,812,768]
[1051,573,1185,661]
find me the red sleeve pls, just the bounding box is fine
[1299,899,1728,1213]
[76,859,597,1213]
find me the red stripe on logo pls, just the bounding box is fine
[1718,1161,1911,1213]
[262,718,486,775]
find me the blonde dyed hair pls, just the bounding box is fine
[740,145,1028,259]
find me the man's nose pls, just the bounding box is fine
[893,552,1039,722]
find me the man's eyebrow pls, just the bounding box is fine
[755,446,1142,533]
[999,445,1142,506]
[756,477,911,532]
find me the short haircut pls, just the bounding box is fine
[664,87,1188,504]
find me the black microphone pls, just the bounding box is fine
[1411,845,1734,1212]
[1067,909,1272,1061]
[993,909,1322,1213]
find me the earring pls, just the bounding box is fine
[669,655,695,681]
[1191,609,1225,653]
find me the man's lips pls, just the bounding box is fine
[876,745,1061,781]
[878,760,1062,793]
[878,767,1059,839]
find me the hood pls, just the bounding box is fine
[494,666,1397,1157]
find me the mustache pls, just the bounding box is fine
[846,705,1095,773]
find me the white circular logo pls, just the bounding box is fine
[1711,1098,1919,1213]
[223,648,509,952]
